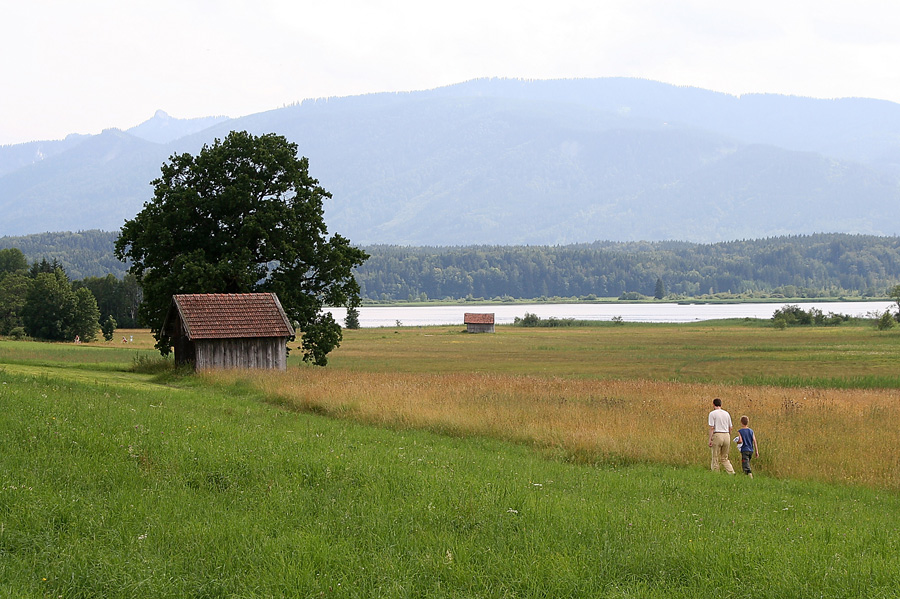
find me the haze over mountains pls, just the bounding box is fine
[2,78,899,245]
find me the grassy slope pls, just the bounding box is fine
[2,325,900,597]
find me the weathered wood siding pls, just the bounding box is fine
[466,323,495,333]
[172,317,195,365]
[193,337,289,370]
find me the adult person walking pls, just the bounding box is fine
[708,397,735,474]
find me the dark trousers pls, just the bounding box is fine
[741,451,753,475]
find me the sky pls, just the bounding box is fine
[3,0,900,146]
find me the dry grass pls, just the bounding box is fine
[208,368,900,491]
[106,328,157,349]
[210,321,900,491]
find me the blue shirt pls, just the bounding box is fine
[738,427,755,453]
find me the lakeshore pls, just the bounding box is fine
[327,300,893,327]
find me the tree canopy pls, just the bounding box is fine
[21,268,100,341]
[115,131,368,365]
[0,248,28,275]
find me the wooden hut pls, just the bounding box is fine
[163,293,294,370]
[464,312,495,333]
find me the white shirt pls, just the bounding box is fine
[708,408,732,433]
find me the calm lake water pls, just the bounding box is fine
[326,301,893,328]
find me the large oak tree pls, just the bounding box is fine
[115,131,368,365]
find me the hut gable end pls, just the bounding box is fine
[164,293,295,370]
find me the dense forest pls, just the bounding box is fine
[2,231,899,303]
[0,230,129,280]
[354,234,900,301]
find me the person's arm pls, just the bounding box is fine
[708,425,715,447]
[753,431,759,457]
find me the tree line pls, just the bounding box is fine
[354,234,900,301]
[4,232,900,317]
[0,248,141,341]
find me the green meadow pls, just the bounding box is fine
[325,318,900,385]
[2,321,900,597]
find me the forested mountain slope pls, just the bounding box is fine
[2,78,900,243]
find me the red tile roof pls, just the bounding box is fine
[464,312,495,324]
[171,293,294,340]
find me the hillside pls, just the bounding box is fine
[2,78,900,243]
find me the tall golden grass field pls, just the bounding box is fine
[209,321,900,491]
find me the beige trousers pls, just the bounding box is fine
[710,432,735,473]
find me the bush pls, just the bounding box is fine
[876,311,896,331]
[513,313,580,327]
[514,312,542,327]
[823,312,849,326]
[101,315,117,341]
[618,291,646,301]
[772,305,848,327]
[772,305,811,325]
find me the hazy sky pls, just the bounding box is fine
[3,0,900,146]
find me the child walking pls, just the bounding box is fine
[737,416,759,478]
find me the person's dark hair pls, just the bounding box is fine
[713,398,722,407]
[741,416,749,425]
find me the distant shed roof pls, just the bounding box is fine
[169,293,294,340]
[464,312,495,325]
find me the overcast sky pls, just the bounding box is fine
[3,0,900,146]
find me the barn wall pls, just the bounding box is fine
[172,321,195,366]
[194,337,288,370]
[466,323,495,333]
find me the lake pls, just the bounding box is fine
[326,301,893,328]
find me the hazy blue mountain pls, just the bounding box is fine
[2,78,900,244]
[126,110,229,144]
[0,133,91,178]
[0,129,167,235]
[424,78,900,168]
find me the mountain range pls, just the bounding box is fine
[2,78,900,245]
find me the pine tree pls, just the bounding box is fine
[654,277,666,300]
[344,306,361,329]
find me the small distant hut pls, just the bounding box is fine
[162,293,295,370]
[464,312,495,333]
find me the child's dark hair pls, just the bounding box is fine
[740,416,749,425]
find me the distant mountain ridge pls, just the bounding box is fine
[126,110,230,144]
[2,78,899,243]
